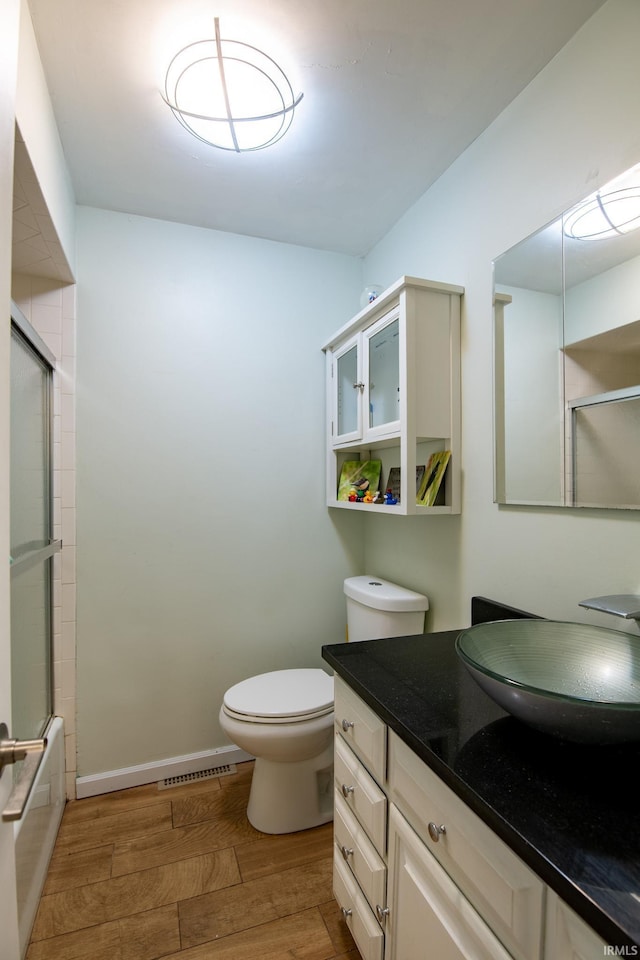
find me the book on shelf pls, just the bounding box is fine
[386,465,426,503]
[337,460,382,500]
[416,451,451,506]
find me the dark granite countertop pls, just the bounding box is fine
[322,598,640,951]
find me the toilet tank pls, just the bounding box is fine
[344,576,429,642]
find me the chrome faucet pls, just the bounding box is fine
[578,594,640,625]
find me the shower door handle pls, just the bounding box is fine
[0,722,47,822]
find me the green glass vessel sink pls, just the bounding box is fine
[456,619,640,744]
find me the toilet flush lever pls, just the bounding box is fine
[341,719,354,732]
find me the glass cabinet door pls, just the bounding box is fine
[334,338,362,442]
[364,313,400,436]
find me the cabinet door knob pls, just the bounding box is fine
[341,783,354,798]
[376,904,390,923]
[341,906,353,919]
[340,844,354,860]
[341,719,354,732]
[427,821,446,842]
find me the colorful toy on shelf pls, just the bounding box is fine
[373,490,384,504]
[363,490,374,503]
[384,489,398,505]
[348,488,358,502]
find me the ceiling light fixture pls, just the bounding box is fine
[563,186,640,240]
[162,17,303,153]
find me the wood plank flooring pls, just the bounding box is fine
[28,761,361,960]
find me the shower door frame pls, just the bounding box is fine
[9,300,65,957]
[10,302,60,739]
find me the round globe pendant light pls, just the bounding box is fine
[163,18,303,153]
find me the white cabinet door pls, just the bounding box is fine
[329,306,401,448]
[332,334,362,445]
[386,805,514,960]
[329,307,401,447]
[389,731,543,960]
[362,308,401,443]
[545,891,609,960]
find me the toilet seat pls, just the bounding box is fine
[222,668,334,724]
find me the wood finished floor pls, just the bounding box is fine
[28,761,361,960]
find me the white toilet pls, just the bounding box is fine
[219,576,429,834]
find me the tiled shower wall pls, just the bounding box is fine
[11,273,77,800]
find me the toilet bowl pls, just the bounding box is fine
[219,668,334,834]
[219,576,429,834]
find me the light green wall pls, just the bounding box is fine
[361,0,640,630]
[75,208,363,775]
[28,0,640,780]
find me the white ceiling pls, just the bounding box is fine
[22,0,606,264]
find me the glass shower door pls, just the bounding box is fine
[10,323,55,743]
[9,311,65,957]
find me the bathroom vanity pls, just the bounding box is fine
[322,598,640,960]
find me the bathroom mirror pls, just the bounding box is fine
[494,163,640,509]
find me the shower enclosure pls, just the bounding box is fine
[8,302,65,955]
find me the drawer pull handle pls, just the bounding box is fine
[428,821,447,843]
[341,719,354,732]
[340,844,354,860]
[341,906,353,919]
[341,784,354,798]
[376,904,390,923]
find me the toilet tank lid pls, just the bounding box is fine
[344,576,429,612]
[223,668,334,718]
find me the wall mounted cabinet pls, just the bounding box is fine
[322,276,463,515]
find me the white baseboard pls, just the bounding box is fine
[76,744,253,799]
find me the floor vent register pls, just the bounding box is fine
[157,763,237,789]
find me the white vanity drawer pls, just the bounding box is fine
[333,854,384,960]
[335,733,387,854]
[334,676,386,784]
[334,793,386,913]
[389,730,544,960]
